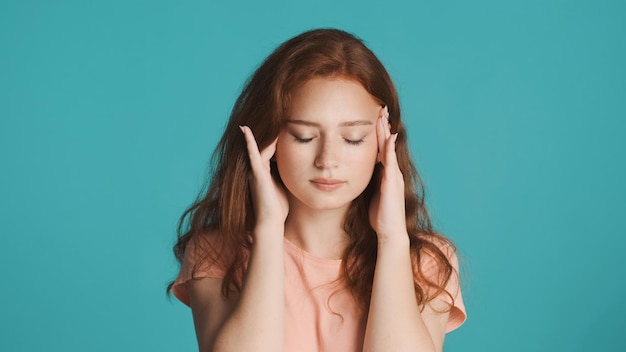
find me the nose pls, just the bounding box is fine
[314,137,339,169]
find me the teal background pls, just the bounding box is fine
[1,0,624,351]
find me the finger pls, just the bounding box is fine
[383,133,400,171]
[384,105,391,139]
[376,107,386,163]
[240,125,264,172]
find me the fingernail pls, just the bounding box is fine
[393,133,398,142]
[384,105,389,119]
[239,125,245,134]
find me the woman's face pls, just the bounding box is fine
[275,77,381,213]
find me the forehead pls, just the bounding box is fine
[287,77,381,125]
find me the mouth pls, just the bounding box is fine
[310,178,346,191]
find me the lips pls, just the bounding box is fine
[310,178,346,191]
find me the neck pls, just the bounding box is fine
[284,203,350,260]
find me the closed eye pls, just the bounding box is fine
[293,134,314,143]
[345,138,364,145]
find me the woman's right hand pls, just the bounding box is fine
[240,126,289,231]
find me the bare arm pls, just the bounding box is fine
[187,126,288,351]
[188,227,285,352]
[363,237,449,352]
[187,277,235,350]
[364,107,450,351]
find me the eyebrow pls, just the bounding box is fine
[286,119,373,127]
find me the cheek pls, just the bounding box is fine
[350,141,379,166]
[362,142,380,177]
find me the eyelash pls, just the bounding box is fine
[293,136,314,143]
[345,138,364,145]
[292,135,364,145]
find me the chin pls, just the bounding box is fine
[300,195,357,212]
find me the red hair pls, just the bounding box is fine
[168,28,457,311]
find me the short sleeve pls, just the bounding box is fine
[417,239,467,333]
[171,233,228,306]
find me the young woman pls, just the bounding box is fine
[168,28,466,352]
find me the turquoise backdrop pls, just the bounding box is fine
[1,0,624,351]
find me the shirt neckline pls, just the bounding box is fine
[283,236,343,266]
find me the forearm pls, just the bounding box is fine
[363,236,435,352]
[213,224,285,352]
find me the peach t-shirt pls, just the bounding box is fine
[173,234,466,352]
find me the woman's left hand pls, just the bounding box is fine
[368,106,409,242]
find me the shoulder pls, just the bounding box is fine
[414,233,458,276]
[413,233,467,332]
[172,229,240,306]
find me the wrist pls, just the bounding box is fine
[377,232,410,249]
[254,223,285,242]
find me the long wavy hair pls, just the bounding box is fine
[167,28,457,311]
